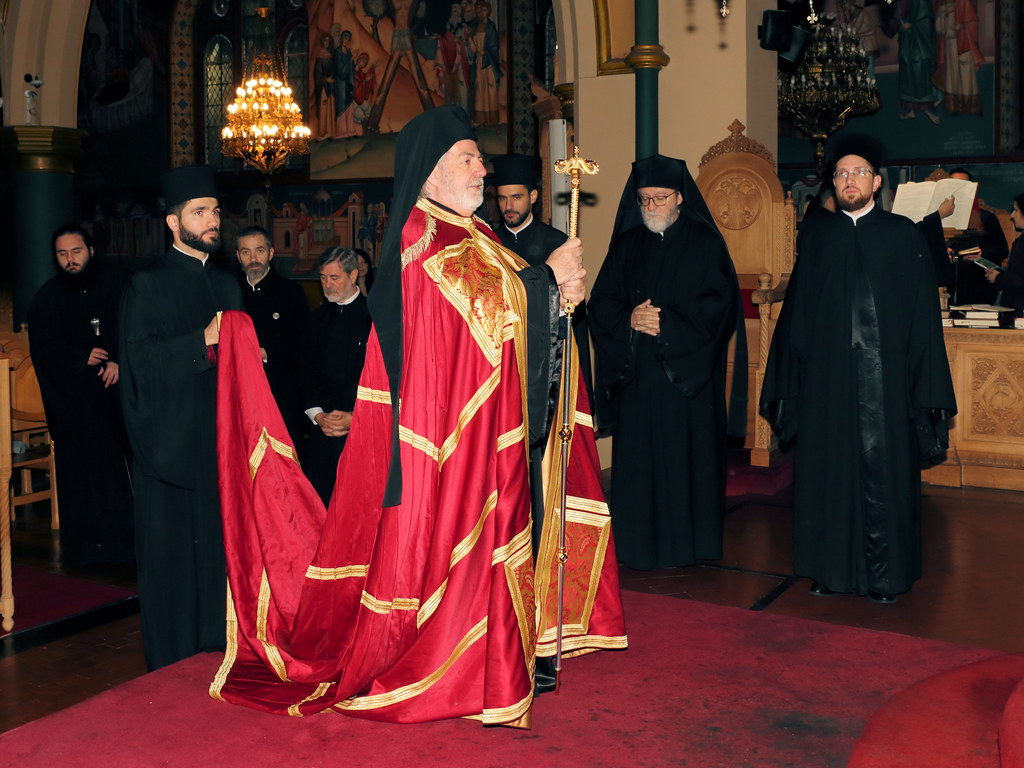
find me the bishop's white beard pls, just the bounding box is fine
[641,205,680,234]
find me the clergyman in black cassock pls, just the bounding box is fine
[119,166,243,670]
[28,226,133,566]
[589,154,747,571]
[235,226,311,446]
[301,247,372,505]
[760,139,956,601]
[491,153,593,402]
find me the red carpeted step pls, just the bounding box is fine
[848,652,1024,768]
[1001,675,1024,767]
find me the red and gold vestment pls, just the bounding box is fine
[211,199,626,726]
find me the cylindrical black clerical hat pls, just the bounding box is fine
[826,134,885,174]
[491,153,538,189]
[162,165,219,210]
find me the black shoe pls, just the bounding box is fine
[534,656,557,697]
[809,582,838,597]
[869,591,897,604]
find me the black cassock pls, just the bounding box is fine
[240,268,311,445]
[301,293,371,505]
[28,262,133,566]
[589,209,741,570]
[760,206,956,596]
[119,248,242,670]
[497,217,594,400]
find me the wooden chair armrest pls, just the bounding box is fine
[750,275,789,306]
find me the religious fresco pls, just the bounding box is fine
[306,0,510,180]
[779,0,1000,167]
[218,180,394,277]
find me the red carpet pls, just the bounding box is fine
[725,446,793,497]
[0,590,998,767]
[848,653,1024,767]
[0,565,136,637]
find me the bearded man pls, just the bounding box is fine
[589,154,747,571]
[211,105,626,727]
[119,164,242,670]
[761,136,956,603]
[28,225,133,566]
[236,225,310,445]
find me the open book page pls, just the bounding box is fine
[891,178,977,229]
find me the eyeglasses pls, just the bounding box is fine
[635,193,676,207]
[833,167,874,181]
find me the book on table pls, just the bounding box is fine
[891,178,977,230]
[949,303,1011,325]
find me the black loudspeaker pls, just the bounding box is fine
[779,26,810,64]
[758,10,811,65]
[757,10,795,52]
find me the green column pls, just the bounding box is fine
[626,0,670,160]
[0,127,86,332]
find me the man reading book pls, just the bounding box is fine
[985,192,1024,315]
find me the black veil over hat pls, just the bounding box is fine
[607,153,748,439]
[368,104,477,506]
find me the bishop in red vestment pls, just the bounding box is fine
[211,105,626,727]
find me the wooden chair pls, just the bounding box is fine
[8,355,59,530]
[696,120,796,466]
[0,357,13,632]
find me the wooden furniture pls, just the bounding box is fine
[696,120,796,466]
[923,327,1024,491]
[8,356,58,529]
[0,357,13,632]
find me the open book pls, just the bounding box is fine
[958,246,1002,271]
[891,178,978,230]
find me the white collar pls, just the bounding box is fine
[173,244,208,264]
[842,199,875,224]
[330,289,360,306]
[505,212,535,236]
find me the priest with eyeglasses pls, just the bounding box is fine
[760,135,956,604]
[589,154,747,572]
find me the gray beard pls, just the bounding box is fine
[641,207,679,234]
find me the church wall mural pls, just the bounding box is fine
[69,0,514,276]
[60,0,1021,269]
[778,0,1024,222]
[306,0,510,181]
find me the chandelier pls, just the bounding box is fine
[777,10,880,174]
[221,10,310,175]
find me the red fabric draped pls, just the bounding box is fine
[211,202,626,727]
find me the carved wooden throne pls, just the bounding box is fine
[696,120,795,467]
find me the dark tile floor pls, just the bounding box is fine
[2,477,1022,734]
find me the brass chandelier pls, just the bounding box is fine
[777,4,881,174]
[221,9,310,175]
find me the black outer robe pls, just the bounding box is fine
[301,293,371,505]
[589,208,741,569]
[119,247,243,670]
[28,261,134,566]
[760,206,956,596]
[240,268,311,445]
[497,217,594,402]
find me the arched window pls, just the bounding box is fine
[204,35,234,170]
[196,0,308,173]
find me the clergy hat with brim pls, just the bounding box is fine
[491,153,538,189]
[827,134,885,174]
[632,154,685,191]
[162,165,218,210]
